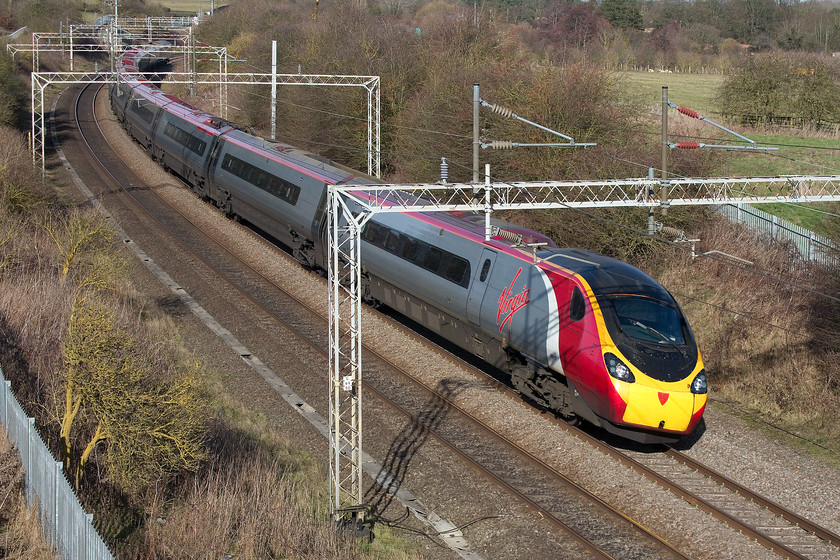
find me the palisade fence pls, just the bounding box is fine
[716,203,840,268]
[0,369,113,560]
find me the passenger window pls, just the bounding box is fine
[423,248,443,272]
[479,259,491,282]
[445,257,468,284]
[570,288,586,322]
[257,171,269,189]
[362,222,386,245]
[384,231,399,253]
[402,238,418,261]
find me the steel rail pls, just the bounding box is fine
[665,447,840,549]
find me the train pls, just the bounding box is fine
[110,45,707,444]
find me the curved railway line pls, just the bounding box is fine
[60,79,840,560]
[72,81,685,560]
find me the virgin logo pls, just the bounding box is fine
[497,268,530,334]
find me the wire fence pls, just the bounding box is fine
[716,203,840,268]
[0,369,113,560]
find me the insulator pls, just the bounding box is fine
[486,140,514,150]
[661,226,684,237]
[440,157,449,183]
[677,106,700,119]
[485,102,514,118]
[676,142,701,149]
[491,226,523,244]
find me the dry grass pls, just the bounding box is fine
[0,427,56,560]
[138,432,363,559]
[651,215,840,449]
[111,404,419,559]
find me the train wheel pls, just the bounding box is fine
[508,358,549,409]
[563,414,582,427]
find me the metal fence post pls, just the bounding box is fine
[55,461,62,553]
[27,417,34,504]
[2,379,9,428]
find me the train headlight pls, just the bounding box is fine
[605,353,635,383]
[690,369,708,394]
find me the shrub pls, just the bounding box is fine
[718,52,840,128]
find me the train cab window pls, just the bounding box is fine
[613,297,686,345]
[570,287,586,322]
[479,259,491,282]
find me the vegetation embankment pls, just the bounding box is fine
[1,6,416,555]
[2,0,840,555]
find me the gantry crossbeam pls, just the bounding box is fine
[334,175,840,212]
[31,70,381,178]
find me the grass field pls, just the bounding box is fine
[618,71,726,116]
[150,0,229,16]
[621,71,840,236]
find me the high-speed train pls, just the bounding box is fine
[110,46,707,444]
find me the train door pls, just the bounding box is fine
[560,283,586,352]
[467,248,497,326]
[560,282,602,407]
[205,139,229,209]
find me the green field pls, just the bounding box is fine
[621,71,840,236]
[619,71,726,116]
[150,0,229,16]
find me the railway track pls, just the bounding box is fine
[415,330,840,560]
[65,83,686,558]
[616,444,840,560]
[65,81,840,560]
[68,81,693,558]
[389,321,840,560]
[388,316,840,560]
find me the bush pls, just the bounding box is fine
[718,52,840,128]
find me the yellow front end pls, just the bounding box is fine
[610,361,707,433]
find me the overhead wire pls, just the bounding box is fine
[191,70,840,354]
[229,86,473,140]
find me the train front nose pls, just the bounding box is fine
[606,357,708,434]
[613,382,705,432]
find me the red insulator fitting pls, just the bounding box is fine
[677,106,700,119]
[676,142,701,149]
